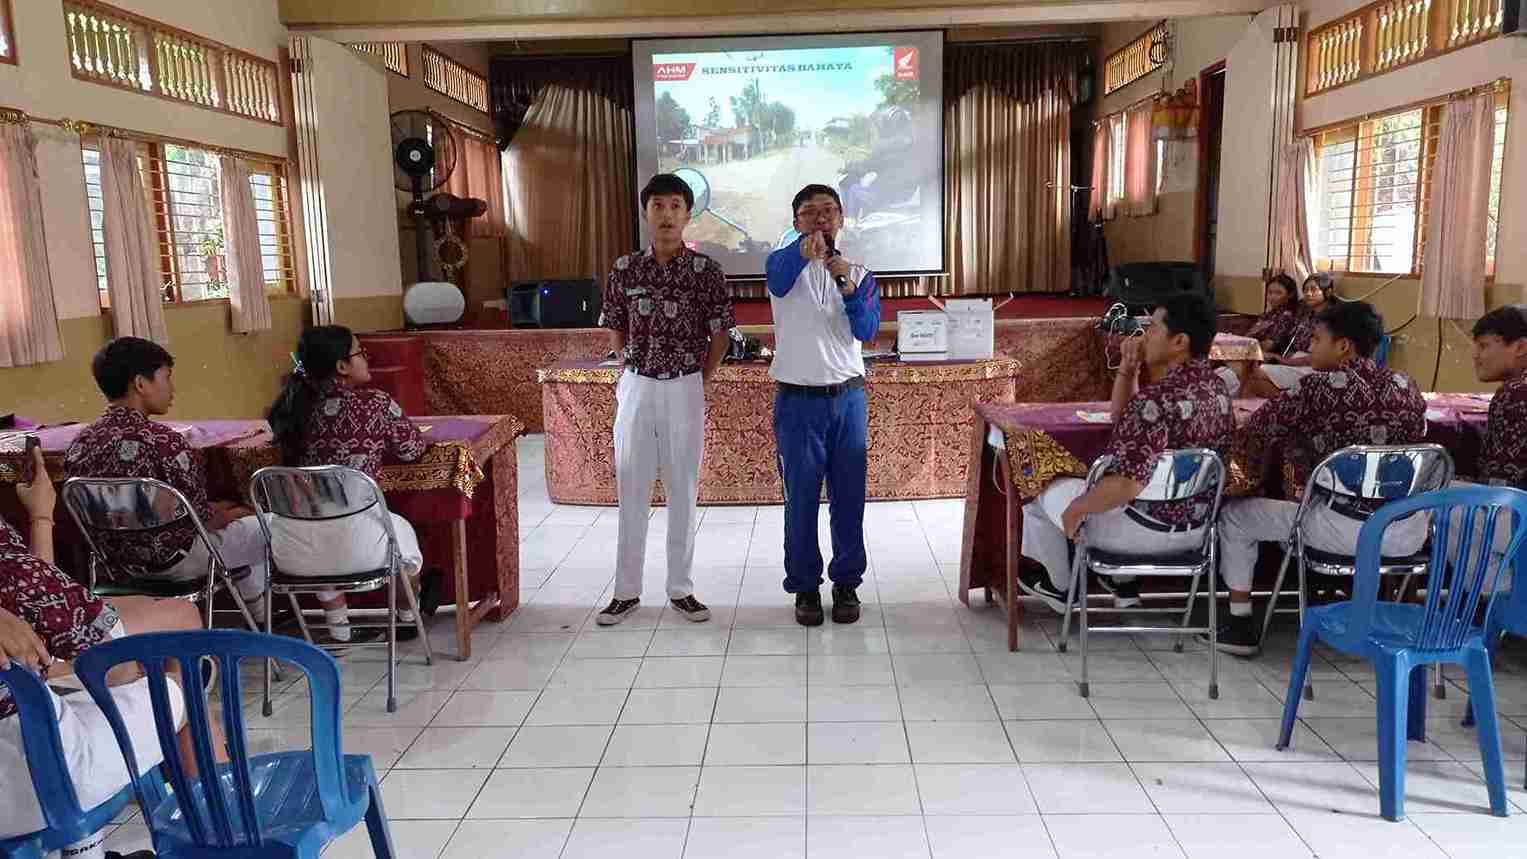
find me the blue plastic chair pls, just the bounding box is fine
[0,665,144,858]
[1375,333,1393,368]
[1275,485,1527,821]
[73,630,396,857]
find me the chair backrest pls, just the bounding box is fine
[72,630,350,850]
[1297,444,1454,524]
[0,665,100,844]
[1374,334,1393,368]
[60,476,225,579]
[248,465,397,573]
[1086,448,1228,533]
[1341,486,1527,654]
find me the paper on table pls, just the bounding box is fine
[416,425,434,434]
[1425,409,1448,421]
[1075,411,1112,423]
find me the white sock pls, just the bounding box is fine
[325,607,351,641]
[398,608,417,622]
[1229,601,1252,618]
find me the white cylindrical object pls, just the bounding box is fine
[61,830,106,859]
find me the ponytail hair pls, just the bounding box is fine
[267,325,355,465]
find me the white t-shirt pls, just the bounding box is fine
[768,259,870,386]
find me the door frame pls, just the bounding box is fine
[1193,59,1227,276]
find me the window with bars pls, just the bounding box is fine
[1313,90,1509,277]
[421,45,489,113]
[80,140,296,304]
[1306,0,1504,96]
[1104,22,1168,96]
[348,41,408,76]
[0,0,16,64]
[62,0,281,124]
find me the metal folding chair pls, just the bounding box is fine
[61,476,262,633]
[1057,449,1228,699]
[249,466,431,715]
[1258,444,1453,699]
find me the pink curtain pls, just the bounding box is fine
[1273,139,1315,281]
[1122,102,1157,217]
[1421,91,1494,320]
[1089,118,1111,222]
[446,131,507,239]
[98,136,168,344]
[218,155,274,333]
[0,122,64,367]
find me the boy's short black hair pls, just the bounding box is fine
[1315,300,1384,358]
[791,184,842,217]
[1158,293,1219,358]
[1471,305,1527,343]
[640,173,693,211]
[92,337,175,399]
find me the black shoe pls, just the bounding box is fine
[795,591,825,626]
[318,626,385,648]
[597,597,641,626]
[395,612,420,642]
[831,585,861,624]
[1107,579,1141,609]
[417,567,444,618]
[1197,614,1261,656]
[1016,567,1069,614]
[107,851,156,859]
[670,595,711,623]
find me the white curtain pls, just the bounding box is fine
[0,123,64,368]
[1273,138,1316,281]
[98,137,168,343]
[1122,102,1158,217]
[1089,117,1113,222]
[218,154,273,333]
[1421,91,1494,320]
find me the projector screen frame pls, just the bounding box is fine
[631,29,947,283]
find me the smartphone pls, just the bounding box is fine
[19,435,40,484]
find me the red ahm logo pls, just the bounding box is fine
[653,63,697,82]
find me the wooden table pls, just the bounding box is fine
[0,415,524,661]
[958,393,1493,651]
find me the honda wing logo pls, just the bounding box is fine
[893,47,919,81]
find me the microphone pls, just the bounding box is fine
[821,232,849,290]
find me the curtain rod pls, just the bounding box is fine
[0,106,287,163]
[1299,77,1509,138]
[429,109,496,144]
[1092,83,1168,126]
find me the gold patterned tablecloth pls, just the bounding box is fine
[540,357,1022,505]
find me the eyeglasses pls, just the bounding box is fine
[347,348,370,361]
[795,205,840,220]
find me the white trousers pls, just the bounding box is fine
[269,510,423,602]
[614,369,704,601]
[162,515,268,603]
[1217,497,1430,591]
[1021,478,1207,590]
[1442,480,1518,593]
[1261,360,1315,390]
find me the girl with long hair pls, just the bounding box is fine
[265,326,429,643]
[1246,273,1336,398]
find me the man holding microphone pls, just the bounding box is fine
[765,184,882,626]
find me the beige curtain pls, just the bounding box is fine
[1421,91,1495,320]
[502,63,634,284]
[0,123,64,368]
[447,131,507,239]
[1089,116,1112,223]
[942,43,1085,295]
[1272,139,1315,281]
[98,137,168,343]
[1122,102,1157,217]
[217,154,273,333]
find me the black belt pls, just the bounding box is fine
[625,365,701,381]
[1123,506,1196,534]
[1309,486,1376,521]
[777,377,866,397]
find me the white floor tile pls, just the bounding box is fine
[1240,761,1382,815]
[693,765,808,816]
[647,629,732,657]
[893,654,987,686]
[445,817,572,857]
[990,684,1098,720]
[906,721,1016,764]
[899,685,999,721]
[330,726,424,770]
[1006,720,1123,763]
[1350,759,1511,815]
[714,685,808,722]
[562,818,690,859]
[810,654,895,686]
[1130,763,1275,813]
[1042,813,1185,858]
[379,769,490,819]
[547,657,642,689]
[706,722,807,765]
[325,818,458,859]
[430,690,539,727]
[1083,683,1195,720]
[684,816,805,859]
[394,726,515,769]
[1022,763,1154,814]
[570,629,655,659]
[1104,719,1232,763]
[924,815,1056,859]
[1410,812,1527,858]
[807,685,903,722]
[602,723,710,766]
[579,766,701,817]
[500,724,614,768]
[1282,811,1446,857]
[807,721,911,764]
[525,688,630,725]
[1202,718,1341,763]
[619,687,720,725]
[916,764,1038,815]
[467,767,595,818]
[806,767,923,816]
[806,815,930,859]
[722,654,809,687]
[636,656,727,688]
[729,628,810,655]
[1160,814,1313,859]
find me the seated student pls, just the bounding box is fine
[1244,273,1336,398]
[64,337,268,619]
[0,446,212,845]
[1217,274,1299,397]
[265,326,430,643]
[1212,300,1427,656]
[1018,294,1235,612]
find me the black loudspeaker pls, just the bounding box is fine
[506,279,602,328]
[1105,262,1211,313]
[1505,0,1522,35]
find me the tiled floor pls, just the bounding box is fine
[103,437,1527,858]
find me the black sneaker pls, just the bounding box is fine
[395,611,420,642]
[597,597,641,626]
[670,595,711,623]
[317,626,385,648]
[831,585,861,624]
[1107,578,1141,609]
[1197,613,1261,656]
[795,591,825,626]
[1016,567,1069,614]
[417,567,444,618]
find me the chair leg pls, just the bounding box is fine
[400,570,434,666]
[1375,657,1411,822]
[1464,648,1510,816]
[1407,664,1429,742]
[386,572,398,714]
[289,592,315,644]
[1296,554,1314,702]
[262,580,277,718]
[364,775,398,858]
[1433,664,1447,700]
[1057,555,1081,654]
[1176,572,1200,654]
[1259,547,1295,652]
[1077,563,1090,698]
[1207,558,1219,700]
[1276,623,1319,750]
[224,578,260,633]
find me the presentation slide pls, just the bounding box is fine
[633,32,944,279]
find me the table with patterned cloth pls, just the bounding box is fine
[0,414,523,661]
[958,394,1492,651]
[539,357,1022,505]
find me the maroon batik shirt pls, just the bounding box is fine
[1282,307,1319,356]
[64,405,211,573]
[0,520,120,719]
[1248,308,1298,353]
[1480,370,1527,489]
[1238,356,1427,510]
[1103,359,1235,527]
[600,247,736,380]
[298,381,426,479]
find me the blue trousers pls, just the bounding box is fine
[773,386,868,593]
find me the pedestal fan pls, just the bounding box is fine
[391,109,468,325]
